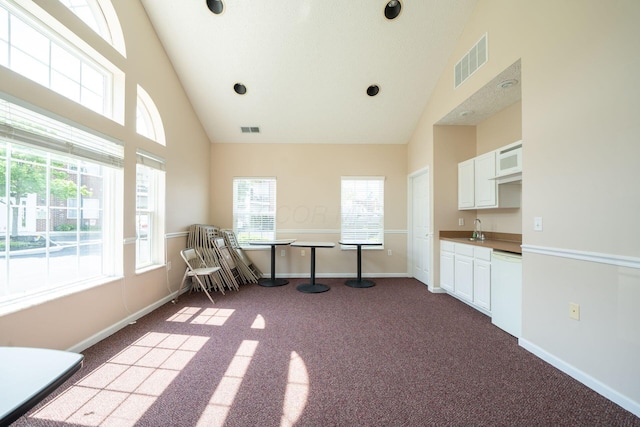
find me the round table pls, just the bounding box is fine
[339,241,383,288]
[249,239,296,287]
[290,241,335,293]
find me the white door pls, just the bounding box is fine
[410,169,430,285]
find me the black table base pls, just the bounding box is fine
[344,278,376,288]
[296,246,332,293]
[258,278,289,287]
[339,242,380,289]
[256,242,292,287]
[296,282,330,293]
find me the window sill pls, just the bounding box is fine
[0,276,123,317]
[135,264,167,275]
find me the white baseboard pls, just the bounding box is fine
[519,338,640,418]
[67,291,183,354]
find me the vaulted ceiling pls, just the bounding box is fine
[140,0,479,144]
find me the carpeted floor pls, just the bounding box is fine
[14,278,640,426]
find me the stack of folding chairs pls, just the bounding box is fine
[185,224,260,294]
[220,229,262,282]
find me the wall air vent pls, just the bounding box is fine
[241,126,260,133]
[454,33,488,89]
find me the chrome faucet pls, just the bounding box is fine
[473,218,483,240]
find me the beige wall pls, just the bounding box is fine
[475,101,522,234]
[210,143,408,277]
[409,0,640,414]
[0,0,211,351]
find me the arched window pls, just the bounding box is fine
[58,0,126,56]
[136,85,165,145]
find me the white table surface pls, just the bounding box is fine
[290,241,335,248]
[249,239,296,245]
[1,347,83,425]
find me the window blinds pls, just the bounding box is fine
[136,148,165,171]
[0,96,124,168]
[341,176,385,243]
[233,177,276,244]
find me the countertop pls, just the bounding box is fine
[440,231,522,254]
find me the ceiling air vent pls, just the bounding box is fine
[241,126,260,133]
[454,33,488,89]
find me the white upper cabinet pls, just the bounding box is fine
[474,151,497,208]
[458,142,522,210]
[458,159,475,209]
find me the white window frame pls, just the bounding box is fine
[135,149,165,271]
[233,177,276,245]
[340,176,385,248]
[136,85,165,146]
[0,95,123,313]
[0,0,124,122]
[58,0,126,57]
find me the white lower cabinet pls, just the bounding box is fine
[454,254,474,302]
[440,242,455,292]
[440,240,492,313]
[473,259,491,310]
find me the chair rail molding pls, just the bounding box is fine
[521,244,640,269]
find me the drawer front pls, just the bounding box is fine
[474,246,493,261]
[455,243,474,257]
[440,240,455,252]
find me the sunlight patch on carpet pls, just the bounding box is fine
[197,339,259,427]
[30,332,208,426]
[251,314,266,329]
[281,351,309,427]
[166,306,236,325]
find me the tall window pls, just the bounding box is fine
[136,85,165,145]
[136,150,165,270]
[0,0,121,118]
[340,177,385,244]
[233,177,276,245]
[0,97,123,307]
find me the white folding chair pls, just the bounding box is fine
[173,248,222,304]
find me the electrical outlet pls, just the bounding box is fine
[533,216,543,231]
[301,249,305,256]
[458,218,464,226]
[281,249,286,257]
[167,261,172,270]
[569,302,580,320]
[388,249,392,256]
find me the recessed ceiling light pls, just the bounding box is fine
[384,0,402,20]
[497,79,518,89]
[459,110,474,117]
[234,83,247,95]
[206,0,224,15]
[367,85,380,96]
